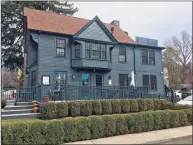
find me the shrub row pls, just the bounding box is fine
[2,109,192,144]
[41,99,192,119]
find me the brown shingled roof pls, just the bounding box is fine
[24,7,136,44]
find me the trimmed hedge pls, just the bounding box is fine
[40,99,192,119]
[2,109,192,144]
[41,102,57,119]
[56,102,68,118]
[120,99,130,113]
[111,100,121,114]
[68,101,80,117]
[91,100,102,115]
[80,101,92,116]
[101,100,112,114]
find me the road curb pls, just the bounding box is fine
[144,135,192,144]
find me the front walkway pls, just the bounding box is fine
[67,126,192,144]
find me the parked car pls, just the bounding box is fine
[174,90,182,99]
[177,95,192,105]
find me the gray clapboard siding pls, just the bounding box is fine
[78,21,112,42]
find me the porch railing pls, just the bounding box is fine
[1,84,168,102]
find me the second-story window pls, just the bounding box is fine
[75,44,81,58]
[142,49,148,65]
[85,42,107,60]
[56,39,66,57]
[141,49,155,65]
[149,50,155,65]
[91,43,100,59]
[101,44,107,59]
[119,47,126,63]
[85,42,90,58]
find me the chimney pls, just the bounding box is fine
[110,20,120,26]
[111,27,114,34]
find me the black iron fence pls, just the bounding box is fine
[1,84,169,102]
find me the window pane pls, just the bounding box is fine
[149,57,155,65]
[142,49,148,56]
[119,47,126,55]
[57,48,65,56]
[55,72,66,84]
[82,74,89,86]
[150,75,157,90]
[149,50,154,57]
[75,44,80,58]
[119,55,125,62]
[142,56,148,64]
[143,75,149,87]
[56,39,65,48]
[96,75,103,86]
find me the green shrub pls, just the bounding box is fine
[24,120,47,144]
[133,114,145,133]
[62,117,77,142]
[160,99,173,110]
[2,109,191,144]
[41,102,57,119]
[114,115,128,135]
[75,117,91,141]
[182,109,192,124]
[80,101,92,116]
[153,99,162,110]
[125,114,135,133]
[101,100,112,114]
[102,115,116,137]
[56,102,68,118]
[9,122,29,144]
[68,101,80,117]
[111,100,121,114]
[140,112,154,131]
[178,111,189,126]
[45,120,64,145]
[92,100,102,115]
[130,99,139,112]
[145,99,154,111]
[89,116,105,139]
[169,110,180,128]
[152,111,162,130]
[120,99,130,113]
[160,111,170,129]
[137,99,147,112]
[2,123,12,144]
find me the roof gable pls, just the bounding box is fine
[24,7,136,44]
[74,16,117,43]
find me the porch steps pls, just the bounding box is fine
[3,105,32,110]
[2,101,40,120]
[2,109,32,115]
[2,113,40,120]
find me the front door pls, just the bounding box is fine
[96,74,103,87]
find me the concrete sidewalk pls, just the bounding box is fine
[67,126,192,144]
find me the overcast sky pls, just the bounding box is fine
[73,2,192,46]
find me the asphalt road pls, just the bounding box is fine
[160,136,192,144]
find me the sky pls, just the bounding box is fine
[73,2,192,47]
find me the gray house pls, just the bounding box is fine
[23,8,165,95]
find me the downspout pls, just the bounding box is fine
[133,45,136,86]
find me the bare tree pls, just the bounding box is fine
[1,68,19,88]
[164,31,192,84]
